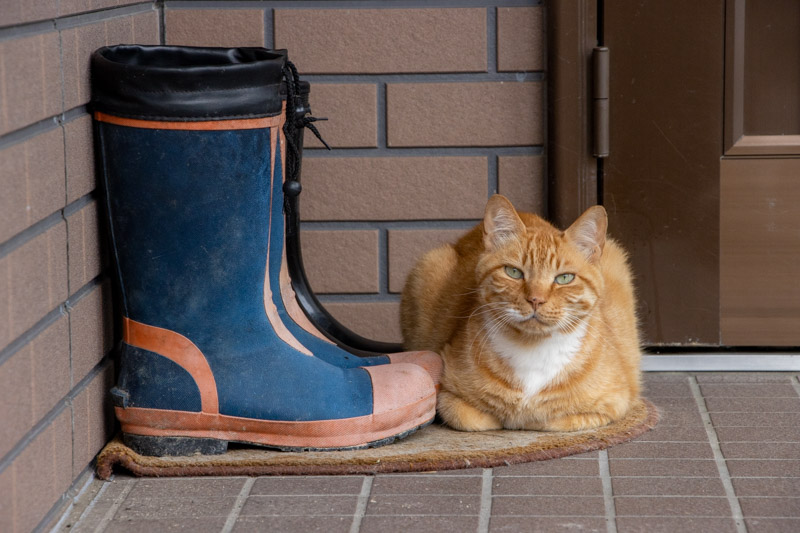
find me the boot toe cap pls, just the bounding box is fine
[386,351,443,386]
[364,363,436,417]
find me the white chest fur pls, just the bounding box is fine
[489,321,588,398]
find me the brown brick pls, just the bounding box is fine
[0,465,13,533]
[30,317,70,420]
[0,128,65,243]
[497,7,544,72]
[301,230,379,294]
[72,361,114,477]
[133,9,160,44]
[0,351,33,460]
[324,301,401,344]
[498,155,545,216]
[0,32,61,136]
[165,9,265,47]
[301,157,488,221]
[275,8,486,74]
[387,229,468,293]
[64,115,95,203]
[11,408,72,533]
[305,84,377,149]
[67,201,104,293]
[70,282,113,385]
[0,222,68,351]
[0,1,57,26]
[387,82,543,147]
[62,13,159,111]
[59,1,142,18]
[0,317,69,460]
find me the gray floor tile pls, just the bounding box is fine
[490,495,606,517]
[360,515,480,533]
[489,516,606,532]
[615,517,738,533]
[370,474,481,495]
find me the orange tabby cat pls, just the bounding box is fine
[401,195,641,432]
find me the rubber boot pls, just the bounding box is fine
[91,45,435,455]
[278,66,441,378]
[252,62,441,380]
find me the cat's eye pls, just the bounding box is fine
[555,273,575,285]
[504,266,524,279]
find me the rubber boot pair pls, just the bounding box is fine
[91,45,439,455]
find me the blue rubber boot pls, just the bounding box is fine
[91,45,435,455]
[273,68,442,381]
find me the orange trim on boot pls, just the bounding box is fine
[123,318,219,414]
[94,111,283,131]
[117,365,435,449]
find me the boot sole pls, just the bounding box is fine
[116,390,435,456]
[123,418,434,456]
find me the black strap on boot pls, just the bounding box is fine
[281,62,405,356]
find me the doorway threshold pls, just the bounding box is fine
[642,354,800,372]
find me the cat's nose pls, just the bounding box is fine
[528,297,546,311]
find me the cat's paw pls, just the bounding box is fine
[437,390,503,432]
[540,412,613,432]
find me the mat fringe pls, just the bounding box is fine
[97,398,659,479]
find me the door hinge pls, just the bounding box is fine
[593,46,610,158]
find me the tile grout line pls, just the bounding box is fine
[688,376,747,533]
[349,475,373,533]
[220,477,255,533]
[598,449,617,533]
[477,468,492,533]
[790,375,800,398]
[91,478,136,533]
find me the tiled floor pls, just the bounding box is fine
[53,373,800,533]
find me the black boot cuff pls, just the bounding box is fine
[91,45,287,121]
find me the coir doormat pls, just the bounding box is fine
[96,398,658,479]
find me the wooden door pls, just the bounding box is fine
[552,0,800,347]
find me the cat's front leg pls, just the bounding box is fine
[437,390,503,431]
[535,412,613,432]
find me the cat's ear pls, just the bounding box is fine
[565,205,607,263]
[483,195,525,251]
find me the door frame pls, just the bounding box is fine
[547,0,800,371]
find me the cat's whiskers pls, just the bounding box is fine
[454,301,507,321]
[470,311,514,364]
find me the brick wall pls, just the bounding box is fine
[0,1,542,529]
[164,1,545,343]
[0,2,159,531]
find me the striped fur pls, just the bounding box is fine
[401,195,641,432]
